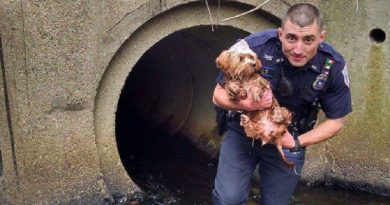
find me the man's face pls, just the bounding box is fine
[278,20,325,67]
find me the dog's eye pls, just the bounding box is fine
[239,56,244,61]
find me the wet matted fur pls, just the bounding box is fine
[216,41,293,167]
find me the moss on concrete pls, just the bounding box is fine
[314,0,390,195]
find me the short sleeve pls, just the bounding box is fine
[319,63,352,119]
[216,71,225,86]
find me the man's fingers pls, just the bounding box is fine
[264,90,273,99]
[281,132,295,149]
[262,90,273,107]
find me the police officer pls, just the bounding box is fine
[212,3,352,205]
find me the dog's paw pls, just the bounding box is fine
[226,80,245,103]
[272,107,292,124]
[240,115,257,138]
[240,114,250,124]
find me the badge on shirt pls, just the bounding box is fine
[264,54,273,61]
[260,65,274,78]
[312,74,327,90]
[312,58,334,90]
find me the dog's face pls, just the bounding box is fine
[216,50,261,80]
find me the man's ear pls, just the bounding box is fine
[319,30,326,43]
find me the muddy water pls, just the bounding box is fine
[116,122,390,205]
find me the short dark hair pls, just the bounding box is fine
[281,3,324,30]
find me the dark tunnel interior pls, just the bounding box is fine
[115,25,249,204]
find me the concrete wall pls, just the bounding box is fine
[305,0,390,195]
[0,0,388,204]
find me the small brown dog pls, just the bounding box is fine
[216,40,293,168]
[215,43,267,103]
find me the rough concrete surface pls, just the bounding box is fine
[0,0,389,204]
[313,0,390,195]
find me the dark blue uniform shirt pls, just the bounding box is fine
[216,29,352,135]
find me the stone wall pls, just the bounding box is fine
[0,0,388,204]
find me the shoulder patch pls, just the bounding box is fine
[342,64,350,87]
[229,39,251,52]
[245,29,278,48]
[264,54,273,61]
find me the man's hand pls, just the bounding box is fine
[241,89,273,111]
[280,131,295,149]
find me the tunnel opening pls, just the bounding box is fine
[116,25,249,204]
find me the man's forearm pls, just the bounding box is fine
[298,118,345,147]
[213,84,273,111]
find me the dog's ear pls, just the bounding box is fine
[216,50,230,72]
